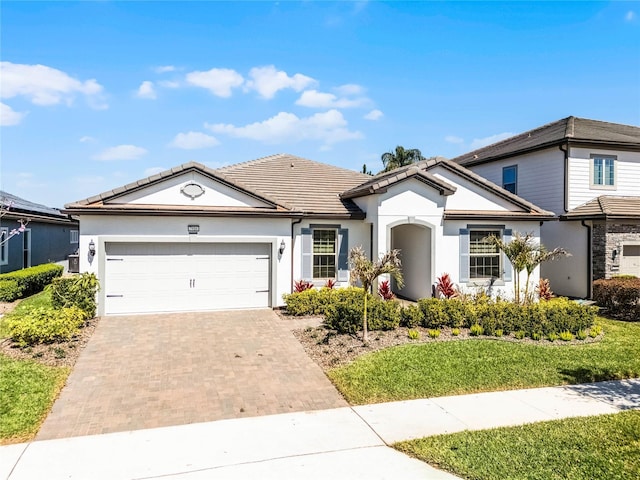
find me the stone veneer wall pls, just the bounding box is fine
[592,221,640,280]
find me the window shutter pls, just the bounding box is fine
[503,229,512,282]
[301,228,312,281]
[459,228,470,283]
[337,228,349,282]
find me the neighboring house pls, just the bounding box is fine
[64,154,552,316]
[0,191,79,274]
[451,116,640,298]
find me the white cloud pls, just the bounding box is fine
[625,10,636,21]
[144,167,167,176]
[169,131,220,150]
[185,68,244,97]
[364,109,383,121]
[93,145,148,161]
[470,132,514,150]
[335,84,365,96]
[0,61,106,109]
[245,65,316,99]
[79,135,96,143]
[296,89,370,109]
[207,109,363,145]
[136,81,156,99]
[154,65,176,73]
[158,80,180,89]
[445,135,464,144]
[0,102,26,126]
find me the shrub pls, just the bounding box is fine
[418,298,448,328]
[5,306,86,346]
[590,325,603,338]
[324,295,401,334]
[470,323,484,336]
[428,328,440,339]
[324,279,336,289]
[576,330,587,340]
[593,277,640,320]
[494,329,503,337]
[49,273,100,318]
[0,263,63,298]
[407,329,420,340]
[400,304,423,328]
[294,280,313,293]
[514,330,526,339]
[451,327,460,336]
[559,331,574,342]
[537,278,554,301]
[0,279,23,302]
[378,280,395,300]
[435,273,458,299]
[531,331,542,340]
[547,332,558,342]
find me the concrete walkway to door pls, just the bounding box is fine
[36,310,347,440]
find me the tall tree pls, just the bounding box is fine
[380,146,424,172]
[348,246,404,343]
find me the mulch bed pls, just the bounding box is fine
[286,314,602,372]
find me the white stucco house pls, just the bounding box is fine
[64,153,553,316]
[452,117,640,299]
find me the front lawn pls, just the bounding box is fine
[0,354,69,444]
[395,410,640,480]
[328,317,640,404]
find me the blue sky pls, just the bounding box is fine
[1,1,639,208]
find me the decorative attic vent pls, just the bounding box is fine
[181,182,205,200]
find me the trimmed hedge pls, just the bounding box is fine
[415,297,597,337]
[593,277,640,320]
[0,279,22,302]
[0,263,63,299]
[49,273,99,318]
[283,287,365,316]
[4,306,86,346]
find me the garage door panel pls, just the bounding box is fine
[105,242,271,315]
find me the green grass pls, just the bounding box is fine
[1,290,69,443]
[395,411,640,480]
[328,318,640,404]
[0,354,69,444]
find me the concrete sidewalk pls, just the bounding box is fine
[2,378,639,480]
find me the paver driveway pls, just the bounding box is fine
[37,310,346,440]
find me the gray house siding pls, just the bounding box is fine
[0,219,78,274]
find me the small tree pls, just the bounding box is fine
[487,232,568,304]
[348,246,404,342]
[0,196,29,247]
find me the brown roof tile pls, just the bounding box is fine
[561,196,640,220]
[452,117,640,167]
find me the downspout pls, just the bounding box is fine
[290,218,303,292]
[559,142,569,214]
[581,220,593,299]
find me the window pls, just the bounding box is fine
[70,230,79,244]
[591,155,616,188]
[0,227,7,265]
[502,165,517,194]
[313,229,337,279]
[469,230,502,279]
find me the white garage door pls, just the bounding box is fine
[104,242,271,315]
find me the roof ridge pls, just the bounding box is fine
[216,153,289,171]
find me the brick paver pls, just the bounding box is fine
[36,310,346,440]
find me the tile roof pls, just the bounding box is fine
[216,153,370,216]
[452,117,640,167]
[342,157,553,218]
[66,154,370,218]
[561,196,640,220]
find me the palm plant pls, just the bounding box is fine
[348,246,404,342]
[380,146,424,172]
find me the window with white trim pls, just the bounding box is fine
[70,230,79,244]
[469,229,502,280]
[0,227,8,265]
[591,155,616,188]
[502,165,517,194]
[312,229,337,279]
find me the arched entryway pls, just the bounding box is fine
[390,223,433,300]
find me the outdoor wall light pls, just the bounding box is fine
[279,239,286,255]
[88,239,96,257]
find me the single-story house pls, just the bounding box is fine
[1,191,79,274]
[64,154,553,316]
